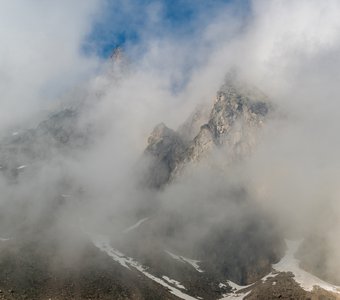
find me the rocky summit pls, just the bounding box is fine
[144,78,271,188]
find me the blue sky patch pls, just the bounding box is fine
[82,0,251,58]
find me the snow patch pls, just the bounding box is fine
[162,276,186,290]
[181,257,204,273]
[219,280,253,300]
[123,218,149,233]
[165,250,204,272]
[16,165,26,170]
[273,239,340,294]
[226,280,253,292]
[261,272,277,282]
[0,237,10,242]
[220,290,251,300]
[92,234,197,300]
[92,235,130,269]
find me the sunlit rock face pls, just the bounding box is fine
[207,82,268,153]
[144,77,271,188]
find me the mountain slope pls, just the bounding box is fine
[0,76,339,300]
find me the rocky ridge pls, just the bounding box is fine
[144,78,270,188]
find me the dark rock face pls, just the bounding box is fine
[143,123,186,188]
[200,216,284,285]
[177,103,211,142]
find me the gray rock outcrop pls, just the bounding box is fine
[144,77,271,188]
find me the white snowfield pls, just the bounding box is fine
[165,250,204,272]
[123,218,149,233]
[273,239,340,294]
[0,237,10,241]
[92,234,198,300]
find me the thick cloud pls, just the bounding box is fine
[0,0,101,132]
[2,0,340,283]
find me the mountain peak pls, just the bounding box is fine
[143,78,271,188]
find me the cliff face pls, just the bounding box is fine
[144,78,271,188]
[137,78,283,287]
[143,123,186,188]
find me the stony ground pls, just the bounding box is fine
[245,272,340,300]
[1,236,340,300]
[0,238,179,300]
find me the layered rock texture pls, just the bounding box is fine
[144,78,270,188]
